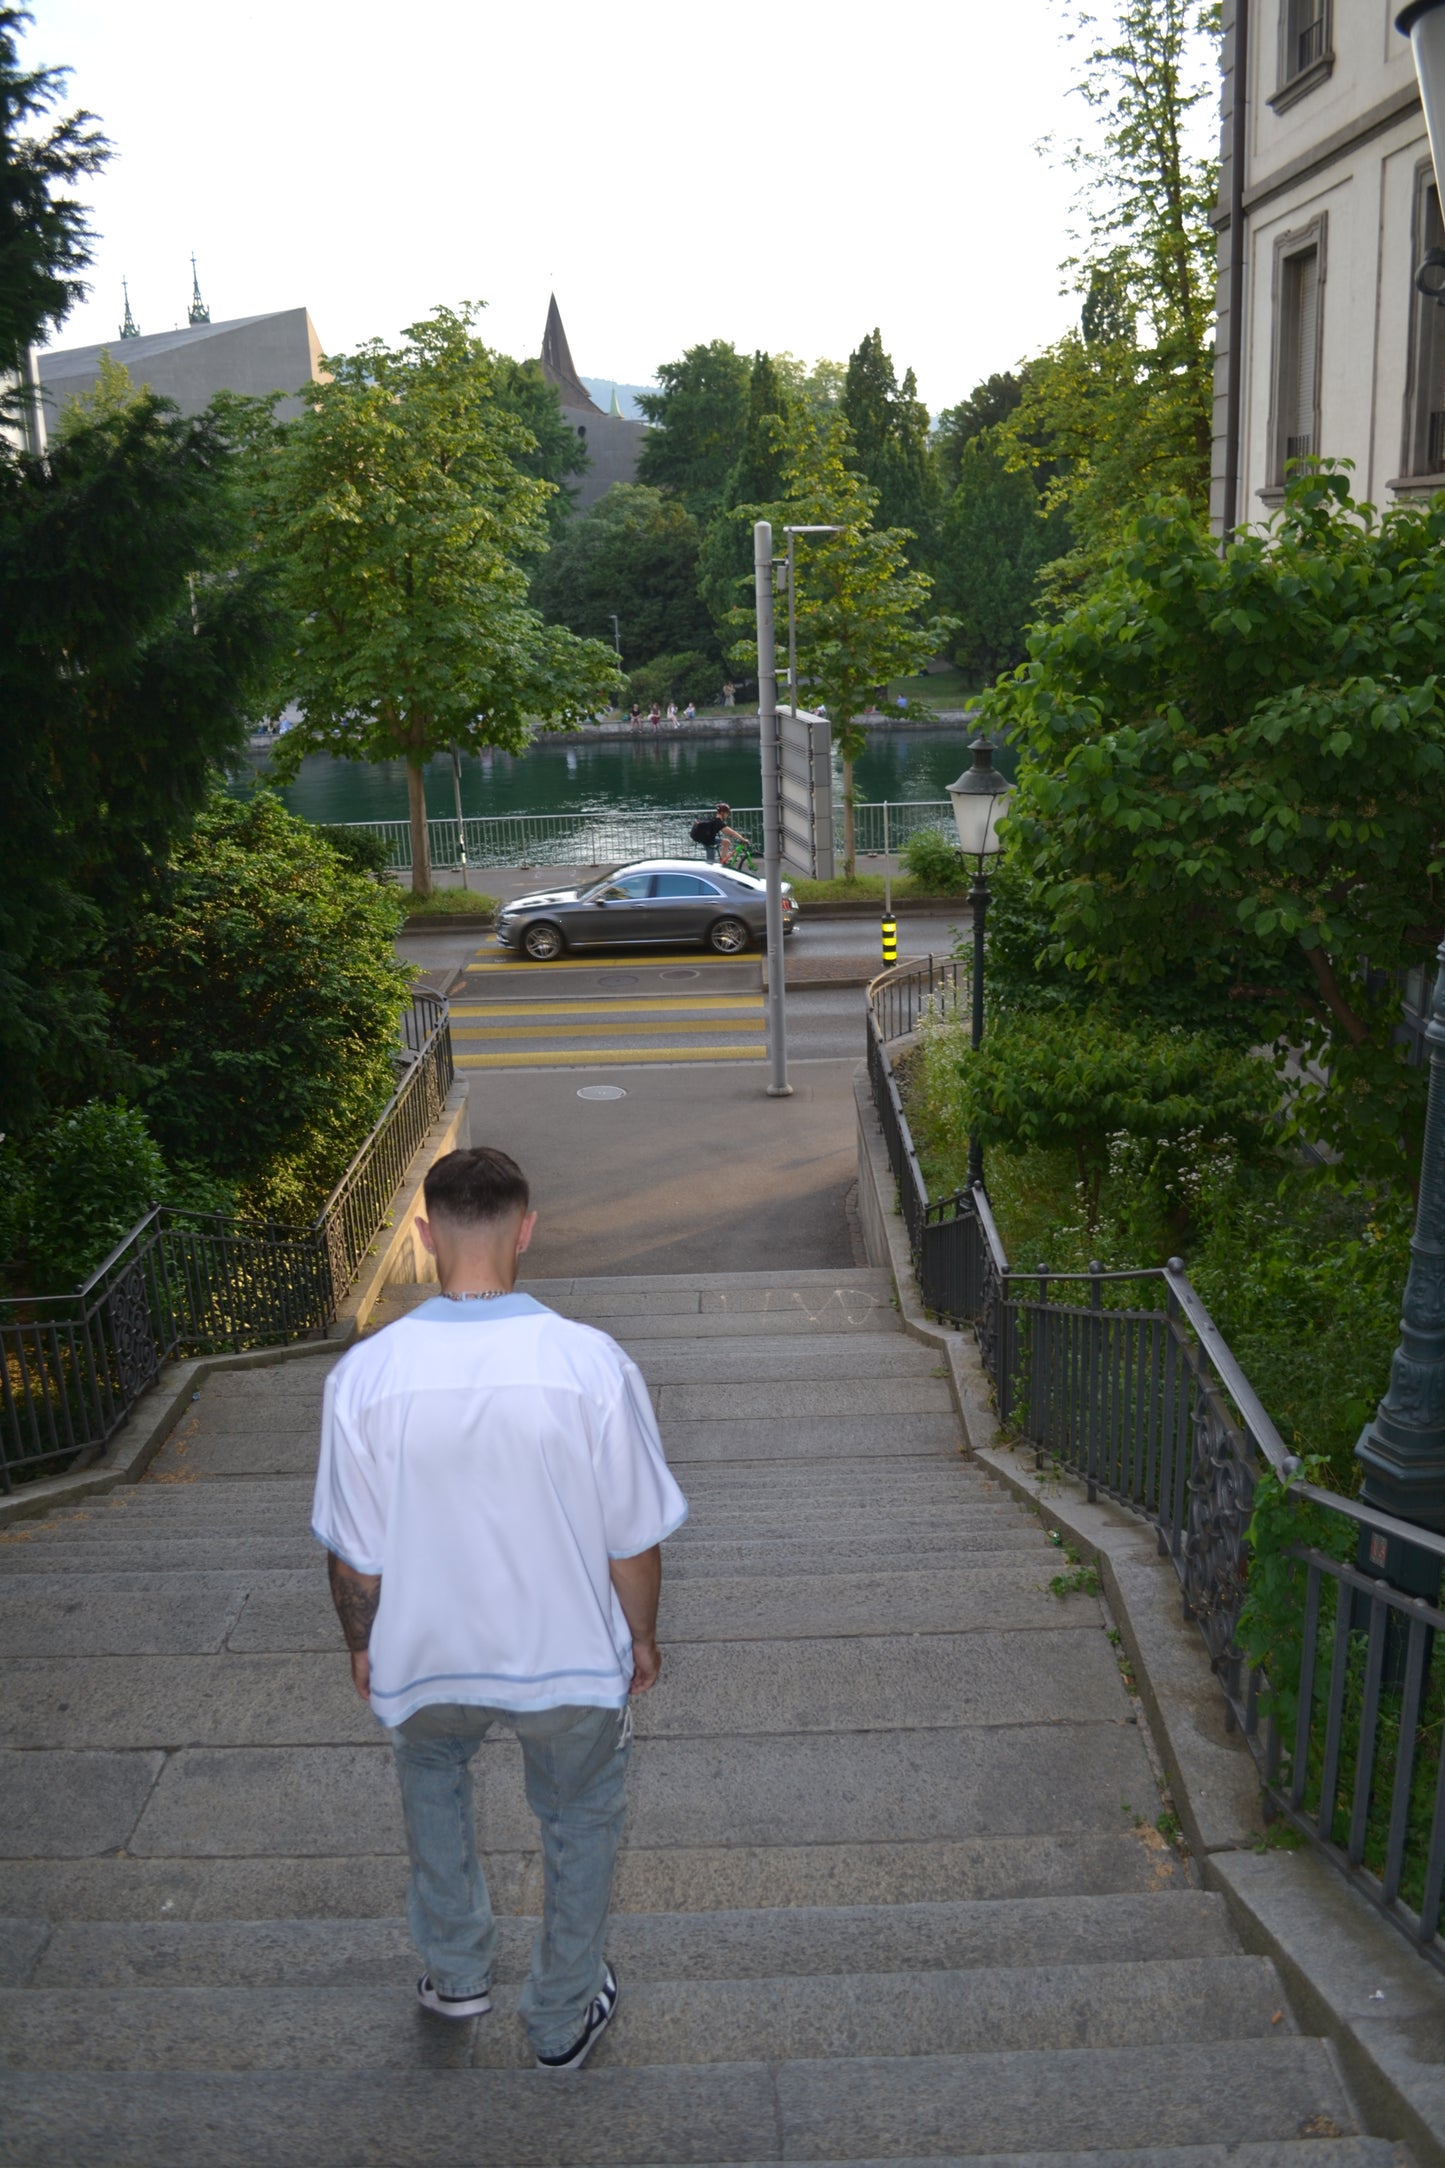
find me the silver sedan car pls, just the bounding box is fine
[495,859,799,962]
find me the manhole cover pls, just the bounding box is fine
[659,968,700,981]
[577,1085,627,1101]
[607,972,641,987]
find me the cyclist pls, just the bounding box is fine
[691,803,746,866]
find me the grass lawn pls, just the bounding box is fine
[886,666,976,708]
[397,886,499,917]
[791,873,970,907]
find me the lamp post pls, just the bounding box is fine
[1400,4,1445,297]
[946,736,1014,1189]
[1347,5,1445,1595]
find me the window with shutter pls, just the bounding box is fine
[1406,176,1445,478]
[1279,247,1321,473]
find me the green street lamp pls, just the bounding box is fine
[1351,2,1445,1595]
[946,735,1013,1188]
[1353,930,1445,1597]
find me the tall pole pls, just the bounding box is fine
[755,520,791,1097]
[1355,930,1445,1597]
[967,864,989,1187]
[450,745,470,891]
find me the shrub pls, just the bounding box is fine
[929,1008,1275,1235]
[108,792,408,1216]
[5,1099,167,1292]
[625,651,717,708]
[900,825,971,894]
[312,823,393,880]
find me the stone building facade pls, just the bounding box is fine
[1212,1,1436,533]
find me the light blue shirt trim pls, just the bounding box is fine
[401,1292,549,1325]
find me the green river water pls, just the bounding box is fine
[238,726,1005,827]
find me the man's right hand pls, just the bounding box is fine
[629,1635,662,1694]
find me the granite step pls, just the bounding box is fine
[14,1891,1241,1989]
[0,1954,1291,2071]
[0,1830,1194,1926]
[0,2038,1363,2167]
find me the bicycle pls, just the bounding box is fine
[721,835,757,875]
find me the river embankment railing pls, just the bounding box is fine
[327,799,955,875]
[867,956,1445,1975]
[0,990,454,1491]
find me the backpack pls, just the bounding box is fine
[690,819,713,844]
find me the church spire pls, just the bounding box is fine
[607,384,624,418]
[119,278,139,339]
[188,253,210,325]
[539,293,601,414]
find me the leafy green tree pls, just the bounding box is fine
[733,413,948,874]
[0,385,286,1128]
[932,372,1026,492]
[109,793,409,1217]
[843,328,935,555]
[698,350,799,629]
[997,0,1219,582]
[945,1010,1273,1236]
[933,432,1070,681]
[625,650,718,709]
[530,482,721,675]
[773,353,847,414]
[491,355,589,539]
[636,339,750,522]
[0,4,109,373]
[983,472,1445,1184]
[259,305,619,894]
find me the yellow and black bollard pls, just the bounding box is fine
[880,914,898,967]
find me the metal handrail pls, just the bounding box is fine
[866,955,1445,1973]
[0,991,454,1491]
[326,800,956,874]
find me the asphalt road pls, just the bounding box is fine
[393,913,961,1274]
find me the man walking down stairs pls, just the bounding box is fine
[0,1255,1418,2164]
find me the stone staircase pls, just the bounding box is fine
[0,1267,1413,2166]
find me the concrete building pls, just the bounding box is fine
[1212,1,1435,532]
[38,302,326,426]
[539,293,645,510]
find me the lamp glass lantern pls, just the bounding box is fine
[946,735,1014,863]
[1401,2,1445,219]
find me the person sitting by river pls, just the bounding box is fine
[682,702,696,723]
[665,702,679,727]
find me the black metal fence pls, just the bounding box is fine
[868,958,1445,1974]
[1,992,454,1491]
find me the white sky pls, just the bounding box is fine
[29,0,1142,412]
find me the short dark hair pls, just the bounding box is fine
[716,802,730,816]
[423,1147,529,1226]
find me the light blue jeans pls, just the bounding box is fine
[390,1700,629,2057]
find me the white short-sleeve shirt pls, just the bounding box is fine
[311,1294,688,1725]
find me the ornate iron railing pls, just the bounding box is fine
[0,991,453,1491]
[867,958,1445,1973]
[327,800,955,875]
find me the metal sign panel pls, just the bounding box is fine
[778,706,834,880]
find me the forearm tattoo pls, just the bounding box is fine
[328,1554,381,1652]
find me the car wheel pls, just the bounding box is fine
[522,921,565,961]
[707,916,751,955]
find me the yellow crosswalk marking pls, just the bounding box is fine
[451,998,762,1019]
[454,1017,762,1040]
[456,1044,766,1068]
[466,950,743,973]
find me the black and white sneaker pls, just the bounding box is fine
[534,1961,618,2071]
[416,1973,491,2019]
